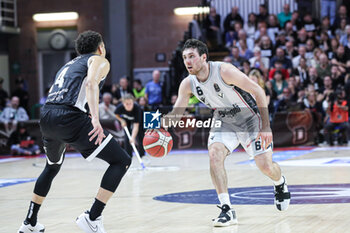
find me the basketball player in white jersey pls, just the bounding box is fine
[166,39,291,226]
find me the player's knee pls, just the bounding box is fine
[208,145,226,165]
[45,164,61,178]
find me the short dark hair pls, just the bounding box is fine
[182,39,209,61]
[75,30,103,55]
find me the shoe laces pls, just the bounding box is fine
[216,205,230,218]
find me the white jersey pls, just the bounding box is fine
[188,61,261,138]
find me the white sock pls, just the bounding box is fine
[273,176,285,186]
[218,193,231,207]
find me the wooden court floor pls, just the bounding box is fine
[1,147,350,233]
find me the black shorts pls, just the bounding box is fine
[40,104,118,164]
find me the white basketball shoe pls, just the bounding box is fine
[18,221,45,233]
[212,204,238,227]
[76,211,107,233]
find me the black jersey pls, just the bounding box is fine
[46,54,106,112]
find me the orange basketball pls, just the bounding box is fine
[143,128,173,157]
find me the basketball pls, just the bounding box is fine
[143,128,173,157]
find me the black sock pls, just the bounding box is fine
[25,201,41,226]
[89,198,106,221]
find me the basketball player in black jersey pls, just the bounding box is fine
[18,31,131,233]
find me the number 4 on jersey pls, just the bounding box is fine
[55,67,69,88]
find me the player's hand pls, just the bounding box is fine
[89,118,106,145]
[256,126,272,149]
[120,119,127,128]
[130,137,136,145]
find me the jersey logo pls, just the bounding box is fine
[213,83,221,92]
[200,97,205,103]
[214,83,224,98]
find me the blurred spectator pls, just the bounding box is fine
[238,39,253,60]
[290,11,303,32]
[302,13,319,34]
[319,16,333,38]
[223,6,244,35]
[0,96,29,136]
[254,21,270,41]
[225,22,242,48]
[285,41,298,59]
[335,18,348,40]
[331,45,350,68]
[236,29,254,51]
[132,79,145,99]
[99,92,117,120]
[241,60,251,75]
[274,87,296,112]
[330,65,345,89]
[12,77,29,111]
[271,70,288,98]
[306,39,317,59]
[287,76,299,101]
[328,37,340,58]
[115,94,145,158]
[230,46,246,69]
[257,4,269,22]
[270,47,293,71]
[302,90,325,143]
[316,53,332,79]
[277,4,292,28]
[190,14,203,40]
[333,5,350,29]
[244,13,257,39]
[294,57,309,87]
[285,21,296,39]
[292,45,308,68]
[112,77,132,104]
[259,36,275,59]
[267,14,280,43]
[324,88,349,145]
[138,96,151,112]
[319,76,334,103]
[204,7,222,49]
[8,123,40,155]
[145,70,163,110]
[275,30,288,49]
[321,0,337,25]
[302,91,324,113]
[249,46,270,75]
[296,28,308,46]
[269,60,290,80]
[305,67,323,92]
[0,77,9,110]
[318,31,331,52]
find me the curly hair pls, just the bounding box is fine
[75,30,102,55]
[182,39,209,61]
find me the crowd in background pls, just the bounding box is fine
[195,3,350,146]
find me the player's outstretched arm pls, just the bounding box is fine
[86,56,110,145]
[162,77,192,127]
[220,63,272,149]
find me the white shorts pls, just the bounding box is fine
[207,119,273,157]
